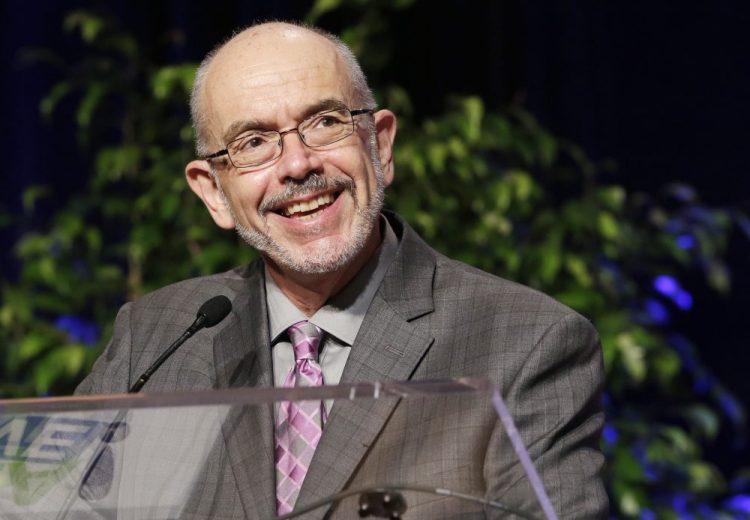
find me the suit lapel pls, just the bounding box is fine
[211,262,277,520]
[296,218,438,517]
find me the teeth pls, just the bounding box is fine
[282,193,335,217]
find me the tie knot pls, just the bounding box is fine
[287,320,323,361]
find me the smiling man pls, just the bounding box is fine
[185,23,396,315]
[78,22,607,519]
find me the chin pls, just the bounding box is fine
[235,224,370,275]
[275,237,367,275]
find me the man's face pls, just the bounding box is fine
[193,27,395,275]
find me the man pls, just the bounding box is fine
[78,22,607,519]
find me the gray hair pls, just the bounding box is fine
[189,22,377,157]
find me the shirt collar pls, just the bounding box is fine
[265,216,399,346]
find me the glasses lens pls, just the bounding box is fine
[300,109,354,147]
[228,131,280,167]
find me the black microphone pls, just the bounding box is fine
[128,295,232,393]
[358,490,407,518]
[54,296,233,517]
[273,484,542,520]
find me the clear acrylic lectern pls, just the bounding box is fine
[0,379,556,519]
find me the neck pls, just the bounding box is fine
[264,227,382,317]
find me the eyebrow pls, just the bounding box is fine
[221,98,349,145]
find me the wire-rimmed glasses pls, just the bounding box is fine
[202,107,374,169]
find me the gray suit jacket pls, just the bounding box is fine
[77,213,607,519]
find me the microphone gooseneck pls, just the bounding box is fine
[53,296,233,520]
[128,295,232,393]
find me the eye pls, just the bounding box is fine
[246,136,265,148]
[310,111,347,129]
[232,132,272,152]
[318,115,337,128]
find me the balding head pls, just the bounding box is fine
[190,22,376,157]
[183,21,397,286]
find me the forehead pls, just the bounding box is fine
[204,27,355,137]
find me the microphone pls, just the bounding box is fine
[129,295,232,392]
[358,490,407,518]
[195,294,234,328]
[273,484,542,520]
[85,298,230,491]
[54,296,233,518]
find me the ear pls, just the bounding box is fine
[373,109,397,187]
[185,160,236,230]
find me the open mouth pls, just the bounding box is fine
[276,191,339,220]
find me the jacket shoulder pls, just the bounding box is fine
[129,262,261,325]
[434,254,579,319]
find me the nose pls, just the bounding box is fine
[275,129,323,182]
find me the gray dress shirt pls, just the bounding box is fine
[266,218,398,412]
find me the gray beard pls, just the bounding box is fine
[217,141,386,275]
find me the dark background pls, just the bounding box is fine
[2,0,748,473]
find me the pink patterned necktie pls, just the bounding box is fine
[275,320,327,515]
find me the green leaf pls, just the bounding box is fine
[63,11,105,43]
[106,34,138,59]
[460,96,483,142]
[686,462,724,493]
[56,212,84,242]
[598,186,626,210]
[95,146,141,183]
[306,0,344,23]
[40,83,73,118]
[537,131,558,167]
[613,446,646,482]
[38,256,57,284]
[507,170,534,202]
[85,227,102,252]
[554,289,604,313]
[76,83,106,128]
[426,143,447,173]
[619,490,643,517]
[95,265,124,284]
[565,255,593,287]
[651,347,680,386]
[661,427,698,457]
[617,333,647,383]
[0,287,33,324]
[683,405,720,440]
[706,260,730,293]
[385,86,413,116]
[21,186,51,214]
[151,64,197,100]
[32,345,86,394]
[598,211,620,240]
[18,333,50,361]
[160,192,180,219]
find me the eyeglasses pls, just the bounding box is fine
[202,107,374,169]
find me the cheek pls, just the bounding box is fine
[324,146,377,184]
[223,176,267,218]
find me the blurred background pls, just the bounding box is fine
[1,1,749,517]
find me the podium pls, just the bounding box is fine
[0,379,555,519]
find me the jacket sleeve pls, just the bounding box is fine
[484,311,608,519]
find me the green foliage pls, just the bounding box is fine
[2,4,748,518]
[1,11,255,396]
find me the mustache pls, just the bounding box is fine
[259,173,356,214]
